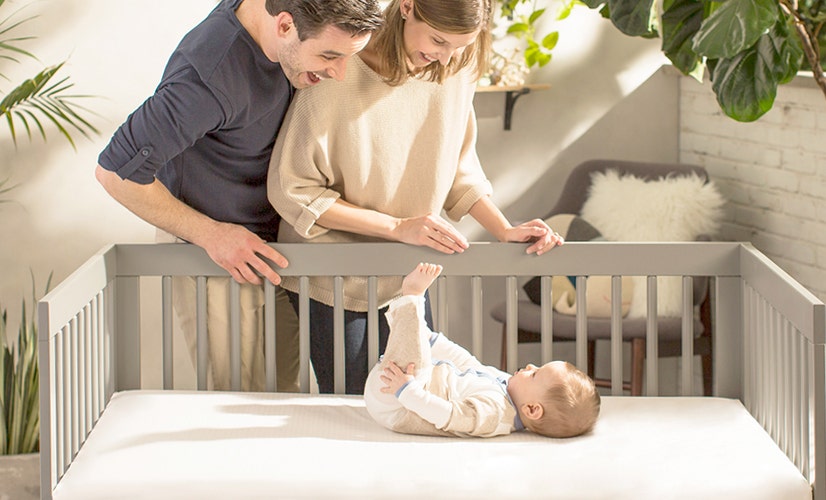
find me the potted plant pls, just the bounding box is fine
[484,0,575,86]
[580,0,825,121]
[1,0,97,496]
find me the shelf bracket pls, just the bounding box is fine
[504,88,531,131]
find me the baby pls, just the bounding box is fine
[364,263,600,438]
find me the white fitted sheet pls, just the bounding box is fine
[53,391,810,500]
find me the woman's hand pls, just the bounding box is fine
[380,362,416,394]
[392,214,469,254]
[503,218,564,255]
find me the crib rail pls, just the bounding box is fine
[37,242,826,500]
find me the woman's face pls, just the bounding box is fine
[400,1,480,69]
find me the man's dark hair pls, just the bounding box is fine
[266,0,384,40]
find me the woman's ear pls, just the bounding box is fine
[521,402,544,421]
[400,0,413,20]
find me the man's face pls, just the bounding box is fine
[277,24,371,89]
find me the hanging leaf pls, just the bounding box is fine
[693,0,778,59]
[608,0,658,37]
[661,0,704,79]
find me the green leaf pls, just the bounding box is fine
[507,22,530,35]
[607,0,658,37]
[692,0,778,59]
[529,8,547,24]
[535,52,552,67]
[542,31,560,50]
[711,28,789,122]
[557,0,574,20]
[661,0,704,78]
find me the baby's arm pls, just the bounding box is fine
[394,382,512,437]
[430,333,484,372]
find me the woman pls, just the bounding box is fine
[268,0,562,394]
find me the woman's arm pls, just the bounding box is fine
[469,196,564,255]
[317,199,469,254]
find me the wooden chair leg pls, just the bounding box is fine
[587,340,596,379]
[701,353,713,396]
[500,324,508,371]
[630,338,645,396]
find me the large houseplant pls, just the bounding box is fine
[1,0,97,148]
[1,0,96,459]
[581,0,825,122]
[0,278,46,455]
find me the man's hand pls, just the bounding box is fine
[379,362,416,395]
[203,222,288,285]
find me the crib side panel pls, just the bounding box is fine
[739,244,826,500]
[37,246,118,499]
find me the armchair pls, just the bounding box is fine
[491,159,716,396]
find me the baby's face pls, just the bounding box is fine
[507,361,567,406]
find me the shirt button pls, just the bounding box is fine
[140,148,150,157]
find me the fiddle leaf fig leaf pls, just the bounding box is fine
[608,0,658,37]
[693,0,778,59]
[711,22,798,122]
[661,0,704,78]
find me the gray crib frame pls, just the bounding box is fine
[37,242,826,499]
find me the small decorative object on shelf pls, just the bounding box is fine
[476,83,550,131]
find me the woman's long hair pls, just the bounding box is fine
[370,0,492,86]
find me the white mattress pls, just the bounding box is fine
[52,391,810,499]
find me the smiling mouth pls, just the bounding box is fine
[421,52,437,64]
[307,71,323,84]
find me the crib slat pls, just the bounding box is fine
[70,317,80,460]
[505,276,518,373]
[298,277,311,393]
[610,276,623,396]
[575,276,588,372]
[62,325,72,475]
[334,276,345,394]
[681,276,693,396]
[471,276,483,359]
[264,281,277,392]
[368,277,379,368]
[196,276,208,391]
[645,276,658,396]
[540,275,553,365]
[162,276,174,390]
[82,305,92,440]
[90,295,100,424]
[49,331,58,488]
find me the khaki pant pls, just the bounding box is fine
[158,229,299,392]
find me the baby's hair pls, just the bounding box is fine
[526,362,601,438]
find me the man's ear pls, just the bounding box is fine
[521,402,544,421]
[274,12,295,38]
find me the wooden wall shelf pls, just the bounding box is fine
[476,83,551,131]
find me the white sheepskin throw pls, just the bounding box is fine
[580,169,725,318]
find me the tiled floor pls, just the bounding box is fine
[0,454,38,500]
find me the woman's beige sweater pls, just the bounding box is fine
[268,56,492,310]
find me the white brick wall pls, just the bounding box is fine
[679,74,826,300]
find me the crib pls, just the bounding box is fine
[37,241,825,499]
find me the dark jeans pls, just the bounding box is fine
[285,290,434,395]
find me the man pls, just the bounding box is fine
[96,0,383,391]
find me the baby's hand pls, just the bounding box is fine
[379,362,416,394]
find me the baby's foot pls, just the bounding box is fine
[402,262,443,296]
